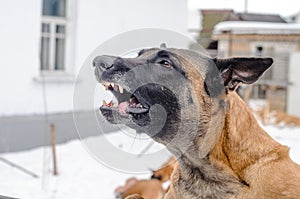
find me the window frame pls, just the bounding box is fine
[41,16,67,71]
[37,0,77,83]
[40,0,68,72]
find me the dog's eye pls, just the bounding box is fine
[159,60,172,68]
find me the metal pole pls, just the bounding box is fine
[0,157,39,178]
[228,31,233,57]
[245,0,248,13]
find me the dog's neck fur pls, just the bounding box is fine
[210,92,285,180]
[172,92,288,199]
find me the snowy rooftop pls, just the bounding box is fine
[214,21,300,35]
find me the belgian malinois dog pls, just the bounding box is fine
[93,47,300,199]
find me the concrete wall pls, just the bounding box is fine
[0,0,188,116]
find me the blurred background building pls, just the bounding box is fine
[189,8,300,118]
[0,0,187,152]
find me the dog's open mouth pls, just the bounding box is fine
[99,82,149,117]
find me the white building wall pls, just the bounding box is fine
[0,0,188,116]
[287,52,300,117]
[0,0,43,115]
[187,9,201,40]
[75,0,188,71]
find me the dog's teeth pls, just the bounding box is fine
[114,101,119,106]
[119,86,124,93]
[102,100,107,106]
[105,84,109,90]
[108,100,113,107]
[111,83,114,87]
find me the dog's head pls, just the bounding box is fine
[93,47,272,155]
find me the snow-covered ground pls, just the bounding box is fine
[0,123,300,199]
[0,131,169,199]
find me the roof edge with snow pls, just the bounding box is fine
[213,21,300,35]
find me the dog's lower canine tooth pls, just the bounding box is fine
[102,100,107,106]
[119,86,124,93]
[108,100,113,107]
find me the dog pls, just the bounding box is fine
[151,156,177,195]
[115,178,164,199]
[94,47,300,198]
[151,156,177,183]
[115,156,176,199]
[115,157,176,199]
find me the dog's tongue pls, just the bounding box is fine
[118,101,129,114]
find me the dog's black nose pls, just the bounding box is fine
[93,55,116,70]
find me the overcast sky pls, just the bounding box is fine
[188,0,300,17]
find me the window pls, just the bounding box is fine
[40,0,67,71]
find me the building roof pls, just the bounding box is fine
[214,21,300,35]
[199,9,288,48]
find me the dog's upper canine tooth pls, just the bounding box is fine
[105,84,109,90]
[119,86,124,93]
[111,83,114,87]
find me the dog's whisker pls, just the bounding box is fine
[137,141,155,158]
[129,133,138,150]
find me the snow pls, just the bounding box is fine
[214,21,300,35]
[0,132,169,199]
[1,124,300,198]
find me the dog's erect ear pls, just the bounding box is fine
[213,57,273,91]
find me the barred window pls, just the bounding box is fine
[40,0,67,71]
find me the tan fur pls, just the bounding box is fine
[124,157,177,199]
[152,157,177,183]
[166,92,300,199]
[219,93,300,198]
[123,179,164,199]
[125,194,144,199]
